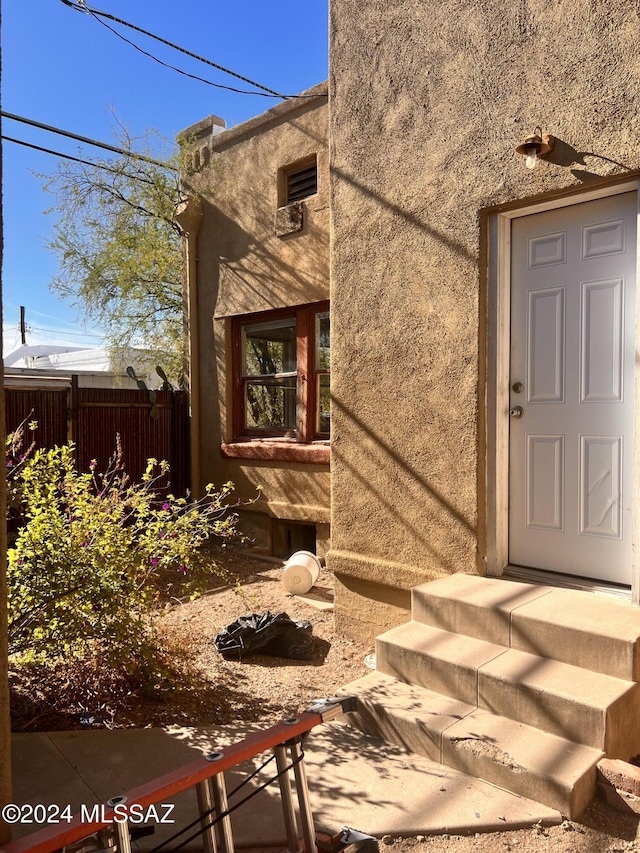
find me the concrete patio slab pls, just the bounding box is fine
[8,723,561,850]
[11,733,99,815]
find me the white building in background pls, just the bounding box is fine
[4,343,165,389]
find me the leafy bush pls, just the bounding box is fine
[7,437,243,675]
[5,418,37,525]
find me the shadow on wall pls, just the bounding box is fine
[331,395,476,575]
[218,116,328,307]
[331,164,478,265]
[194,112,331,314]
[191,192,330,497]
[327,131,636,580]
[545,137,634,175]
[266,465,329,508]
[282,112,479,263]
[209,204,329,314]
[330,136,636,260]
[325,151,480,575]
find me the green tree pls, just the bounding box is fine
[42,125,184,382]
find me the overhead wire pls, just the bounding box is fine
[2,135,157,182]
[1,112,177,171]
[59,0,326,100]
[7,3,325,354]
[4,328,22,353]
[29,325,104,340]
[90,13,285,98]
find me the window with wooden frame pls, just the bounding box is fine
[232,302,330,442]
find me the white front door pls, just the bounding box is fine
[509,192,637,585]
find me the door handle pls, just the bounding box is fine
[510,406,524,418]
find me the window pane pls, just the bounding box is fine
[317,374,330,434]
[243,318,297,376]
[245,378,297,430]
[316,311,330,369]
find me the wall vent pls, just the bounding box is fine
[286,160,317,203]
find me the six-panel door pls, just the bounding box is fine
[509,192,637,585]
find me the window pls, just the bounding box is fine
[279,155,318,206]
[232,302,330,443]
[315,310,330,434]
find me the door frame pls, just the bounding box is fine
[485,179,640,602]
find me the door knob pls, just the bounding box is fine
[510,406,524,418]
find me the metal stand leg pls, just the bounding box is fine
[113,819,131,853]
[212,773,235,853]
[196,779,219,853]
[275,745,302,853]
[289,740,316,853]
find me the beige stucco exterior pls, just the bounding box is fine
[328,0,640,640]
[179,85,330,556]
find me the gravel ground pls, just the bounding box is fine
[148,550,373,727]
[375,805,639,853]
[9,549,640,851]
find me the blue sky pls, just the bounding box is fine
[2,0,328,355]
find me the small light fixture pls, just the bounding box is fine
[515,127,554,170]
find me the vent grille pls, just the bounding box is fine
[287,163,317,203]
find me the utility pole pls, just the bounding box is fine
[19,305,26,344]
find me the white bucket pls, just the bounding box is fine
[282,550,322,594]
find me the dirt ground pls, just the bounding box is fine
[9,549,640,851]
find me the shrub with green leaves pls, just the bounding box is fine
[7,439,242,673]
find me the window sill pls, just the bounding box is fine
[221,439,330,464]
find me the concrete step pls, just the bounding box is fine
[478,648,640,757]
[442,709,603,818]
[375,621,506,705]
[411,574,551,646]
[412,574,640,681]
[377,621,640,755]
[510,588,640,681]
[336,671,476,761]
[338,672,602,817]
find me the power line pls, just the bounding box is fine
[89,13,287,98]
[29,325,104,340]
[59,0,326,101]
[2,135,156,182]
[1,112,177,171]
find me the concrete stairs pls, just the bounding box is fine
[338,574,640,818]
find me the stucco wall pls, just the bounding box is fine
[180,86,330,551]
[329,0,640,639]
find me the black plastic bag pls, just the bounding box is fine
[214,611,314,661]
